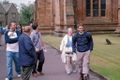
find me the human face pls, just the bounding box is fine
[10,22,17,31]
[24,26,31,35]
[78,26,84,33]
[67,28,73,36]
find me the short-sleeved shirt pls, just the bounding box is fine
[30,30,42,50]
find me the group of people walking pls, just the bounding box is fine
[4,22,45,80]
[1,21,93,80]
[60,25,93,80]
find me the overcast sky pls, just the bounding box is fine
[0,0,35,8]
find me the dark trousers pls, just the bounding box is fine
[33,49,45,73]
[21,65,33,80]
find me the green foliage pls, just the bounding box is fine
[19,3,34,25]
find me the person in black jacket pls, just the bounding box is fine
[19,26,37,80]
[72,25,93,80]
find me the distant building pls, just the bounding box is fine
[0,3,6,26]
[0,1,19,27]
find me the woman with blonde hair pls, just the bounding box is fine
[60,27,77,75]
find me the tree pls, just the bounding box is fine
[19,3,34,25]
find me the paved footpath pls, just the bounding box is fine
[0,37,106,80]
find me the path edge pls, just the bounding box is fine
[45,43,108,80]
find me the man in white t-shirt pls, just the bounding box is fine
[4,22,21,80]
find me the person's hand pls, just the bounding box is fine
[60,49,63,52]
[43,48,47,52]
[8,32,14,36]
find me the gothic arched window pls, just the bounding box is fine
[101,0,106,16]
[86,0,106,17]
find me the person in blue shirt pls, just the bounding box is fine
[19,26,37,80]
[72,25,93,80]
[0,26,6,46]
[30,23,45,77]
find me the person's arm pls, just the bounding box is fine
[60,36,66,52]
[39,33,44,48]
[16,31,22,37]
[72,33,78,53]
[24,37,36,59]
[87,32,94,52]
[30,33,34,43]
[30,33,37,48]
[89,34,94,52]
[4,31,18,44]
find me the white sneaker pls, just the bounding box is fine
[17,74,21,78]
[5,78,9,80]
[66,72,71,75]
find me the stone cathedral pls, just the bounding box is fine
[35,0,120,34]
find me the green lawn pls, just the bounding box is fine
[43,34,120,80]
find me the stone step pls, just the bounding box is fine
[40,30,53,34]
[38,27,54,30]
[38,27,54,34]
[85,24,117,31]
[91,31,115,34]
